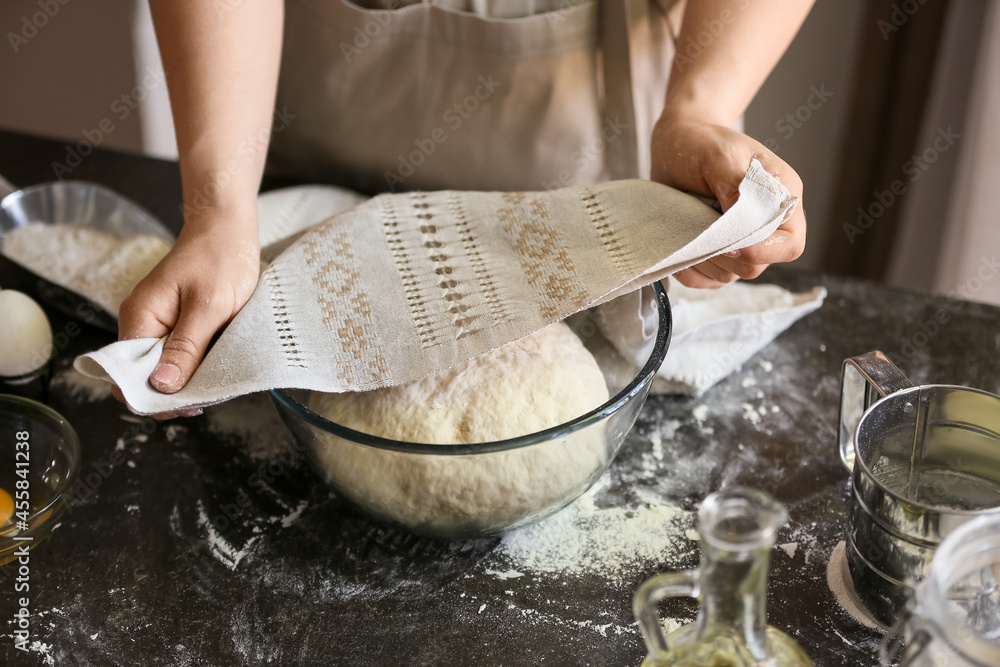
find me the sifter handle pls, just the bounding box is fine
[839,351,913,472]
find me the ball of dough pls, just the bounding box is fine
[307,322,612,536]
[0,289,53,377]
[315,321,610,444]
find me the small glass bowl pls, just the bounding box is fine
[0,395,81,566]
[271,283,671,539]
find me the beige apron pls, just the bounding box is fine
[267,0,679,193]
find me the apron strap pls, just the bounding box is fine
[600,0,641,180]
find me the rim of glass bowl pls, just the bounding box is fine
[0,394,81,525]
[0,181,175,244]
[270,281,671,456]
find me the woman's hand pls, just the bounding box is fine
[650,113,806,288]
[126,1,282,417]
[114,212,260,418]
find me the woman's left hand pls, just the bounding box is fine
[650,113,807,288]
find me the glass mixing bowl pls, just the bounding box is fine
[0,395,81,565]
[271,282,671,539]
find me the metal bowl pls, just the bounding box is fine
[0,181,174,332]
[271,282,671,539]
[0,395,81,565]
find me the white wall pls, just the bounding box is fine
[133,0,177,160]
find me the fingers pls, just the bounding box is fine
[703,144,749,212]
[150,300,222,394]
[151,408,204,420]
[673,265,730,289]
[708,146,807,272]
[118,291,173,342]
[114,290,175,408]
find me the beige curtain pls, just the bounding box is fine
[887,0,1000,307]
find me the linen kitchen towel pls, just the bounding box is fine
[596,278,827,395]
[76,159,797,415]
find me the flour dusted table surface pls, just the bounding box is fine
[3,130,999,666]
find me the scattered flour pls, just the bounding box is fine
[661,616,691,635]
[778,542,798,558]
[1,223,171,316]
[279,500,309,528]
[204,392,296,462]
[658,419,681,440]
[741,377,757,388]
[593,622,613,637]
[196,500,258,570]
[502,599,638,639]
[498,478,693,583]
[164,424,186,443]
[478,604,486,614]
[649,432,664,462]
[25,641,55,665]
[759,360,774,373]
[485,568,525,581]
[740,403,762,425]
[50,367,112,402]
[691,405,709,422]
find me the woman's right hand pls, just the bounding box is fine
[114,211,260,418]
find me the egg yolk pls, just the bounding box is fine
[0,487,13,526]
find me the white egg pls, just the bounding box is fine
[0,289,54,377]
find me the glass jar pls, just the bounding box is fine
[633,487,813,667]
[880,513,1000,667]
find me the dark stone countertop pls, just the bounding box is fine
[2,129,999,666]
